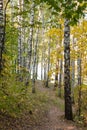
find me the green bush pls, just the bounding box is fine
[0,75,49,118]
[74,84,87,125]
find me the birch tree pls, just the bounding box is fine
[0,0,10,75]
[54,59,59,89]
[77,54,82,116]
[64,19,72,120]
[32,6,41,92]
[0,0,4,75]
[27,0,35,75]
[41,8,44,80]
[46,38,50,87]
[17,0,23,73]
[58,59,62,97]
[40,0,87,120]
[71,37,75,103]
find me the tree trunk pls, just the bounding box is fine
[32,27,39,93]
[58,59,62,97]
[71,37,75,103]
[46,38,50,87]
[54,59,59,89]
[17,0,23,73]
[22,0,27,70]
[27,0,35,74]
[77,57,81,86]
[44,60,47,81]
[0,0,4,75]
[10,0,15,73]
[64,19,73,120]
[41,53,43,80]
[41,8,44,80]
[77,56,82,116]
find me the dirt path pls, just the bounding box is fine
[29,107,78,130]
[0,80,86,130]
[32,80,82,130]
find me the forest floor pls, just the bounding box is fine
[0,80,86,130]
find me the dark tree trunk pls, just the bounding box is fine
[64,19,73,120]
[0,0,4,75]
[46,38,50,88]
[0,0,10,75]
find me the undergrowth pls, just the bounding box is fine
[74,84,87,126]
[0,74,49,118]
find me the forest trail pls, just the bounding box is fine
[32,80,82,130]
[0,80,86,130]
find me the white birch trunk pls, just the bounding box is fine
[32,27,39,93]
[17,0,22,73]
[58,59,62,97]
[41,9,44,80]
[27,0,35,75]
[71,37,75,103]
[64,19,72,120]
[77,54,82,116]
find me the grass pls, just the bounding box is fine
[51,97,64,111]
[0,75,50,118]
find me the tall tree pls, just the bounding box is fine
[27,0,35,74]
[32,6,41,93]
[58,59,62,97]
[77,52,82,116]
[0,0,4,75]
[54,59,59,89]
[41,7,45,80]
[46,38,50,87]
[71,37,75,103]
[64,19,73,120]
[40,0,87,120]
[17,0,23,73]
[0,0,10,75]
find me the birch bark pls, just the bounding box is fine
[0,0,4,74]
[46,38,50,87]
[71,37,75,103]
[58,59,62,97]
[17,0,23,73]
[64,19,72,120]
[77,55,82,116]
[32,26,39,93]
[27,0,35,75]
